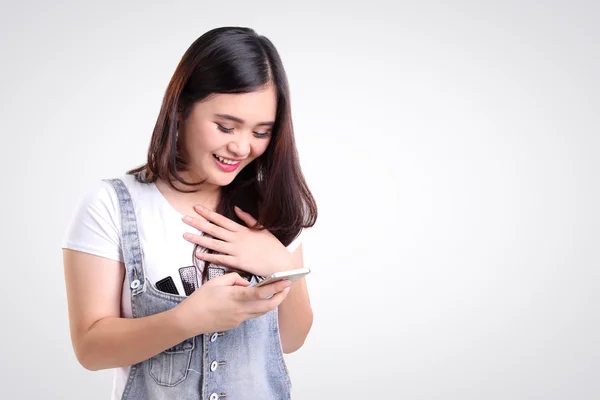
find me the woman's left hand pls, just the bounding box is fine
[182,205,295,277]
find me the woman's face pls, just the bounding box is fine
[179,84,277,188]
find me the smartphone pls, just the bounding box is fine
[253,268,311,287]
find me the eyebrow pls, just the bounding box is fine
[213,113,274,127]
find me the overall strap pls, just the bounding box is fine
[104,178,145,296]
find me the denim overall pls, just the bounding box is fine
[105,176,292,400]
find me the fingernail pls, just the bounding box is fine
[183,216,192,223]
[195,205,203,211]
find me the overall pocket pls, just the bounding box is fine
[149,336,195,386]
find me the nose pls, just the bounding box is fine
[227,134,251,158]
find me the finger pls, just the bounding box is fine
[267,286,291,307]
[194,251,236,268]
[249,287,291,315]
[234,206,259,228]
[207,272,250,287]
[194,205,241,232]
[185,233,232,254]
[182,215,233,241]
[231,279,289,303]
[249,279,292,301]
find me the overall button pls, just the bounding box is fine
[210,361,219,372]
[130,279,140,289]
[210,333,219,342]
[210,394,219,400]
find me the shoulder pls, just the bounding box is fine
[61,177,129,261]
[79,179,121,213]
[78,174,138,210]
[102,173,143,193]
[286,232,303,253]
[66,173,145,232]
[98,173,152,206]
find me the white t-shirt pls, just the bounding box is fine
[61,173,301,399]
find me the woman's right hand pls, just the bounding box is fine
[174,272,291,336]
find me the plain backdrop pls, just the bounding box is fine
[1,0,599,399]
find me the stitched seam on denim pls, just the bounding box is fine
[272,309,292,389]
[202,334,208,399]
[149,337,195,386]
[104,178,145,292]
[120,363,138,400]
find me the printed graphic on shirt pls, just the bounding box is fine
[178,266,199,296]
[155,276,179,295]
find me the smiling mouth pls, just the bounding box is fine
[213,154,241,165]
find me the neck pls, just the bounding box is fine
[156,171,221,212]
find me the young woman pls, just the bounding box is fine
[62,26,317,400]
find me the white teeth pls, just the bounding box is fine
[215,155,240,165]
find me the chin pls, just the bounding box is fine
[212,177,235,187]
[208,163,248,187]
[208,172,239,187]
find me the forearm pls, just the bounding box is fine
[75,308,190,371]
[278,277,313,353]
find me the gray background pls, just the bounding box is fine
[1,0,599,399]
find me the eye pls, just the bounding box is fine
[216,124,233,133]
[254,131,271,139]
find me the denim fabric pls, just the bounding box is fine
[105,176,291,400]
